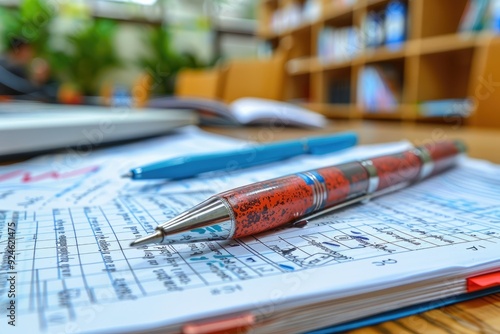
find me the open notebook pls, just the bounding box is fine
[148,97,327,128]
[0,102,197,158]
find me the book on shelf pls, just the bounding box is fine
[459,0,491,32]
[362,11,386,49]
[385,0,407,49]
[332,0,357,5]
[357,65,402,112]
[303,0,322,23]
[317,26,362,63]
[328,79,352,104]
[270,0,322,34]
[419,98,474,117]
[479,0,500,32]
[361,0,407,50]
[490,0,500,32]
[148,96,327,128]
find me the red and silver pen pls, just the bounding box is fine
[130,140,466,246]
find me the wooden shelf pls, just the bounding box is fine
[304,102,355,118]
[290,48,403,75]
[287,57,314,75]
[420,33,479,54]
[357,45,409,64]
[322,2,355,22]
[365,0,394,8]
[257,28,274,39]
[286,22,313,36]
[319,58,353,71]
[362,111,406,120]
[362,104,418,120]
[288,46,405,75]
[258,0,500,127]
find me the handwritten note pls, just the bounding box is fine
[0,126,410,211]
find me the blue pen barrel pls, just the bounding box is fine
[129,132,358,180]
[133,143,306,179]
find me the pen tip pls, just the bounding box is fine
[130,230,164,247]
[121,172,133,178]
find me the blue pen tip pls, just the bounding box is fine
[121,172,133,178]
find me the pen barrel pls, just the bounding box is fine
[219,163,370,238]
[421,140,466,176]
[369,139,465,192]
[218,140,465,239]
[368,149,423,191]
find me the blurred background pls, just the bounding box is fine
[0,0,259,99]
[1,0,500,128]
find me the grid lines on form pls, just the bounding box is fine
[1,164,500,332]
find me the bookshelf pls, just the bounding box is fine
[257,0,500,127]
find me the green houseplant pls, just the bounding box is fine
[0,0,55,54]
[137,26,216,95]
[1,1,120,97]
[50,18,122,96]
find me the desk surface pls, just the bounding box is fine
[205,119,500,334]
[205,119,500,164]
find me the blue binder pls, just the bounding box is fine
[309,286,500,333]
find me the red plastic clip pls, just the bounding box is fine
[467,270,500,293]
[182,313,255,334]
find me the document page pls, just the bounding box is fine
[1,128,499,333]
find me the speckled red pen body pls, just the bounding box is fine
[218,140,466,239]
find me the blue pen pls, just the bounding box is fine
[123,132,358,180]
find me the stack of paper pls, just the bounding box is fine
[1,127,499,333]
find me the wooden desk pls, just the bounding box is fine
[204,119,500,164]
[204,120,500,334]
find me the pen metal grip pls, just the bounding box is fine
[219,163,369,238]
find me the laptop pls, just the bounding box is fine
[0,102,198,158]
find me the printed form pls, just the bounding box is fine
[1,127,500,333]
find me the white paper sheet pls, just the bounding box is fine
[1,128,499,333]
